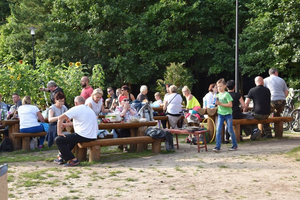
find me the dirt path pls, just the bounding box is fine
[6,135,300,200]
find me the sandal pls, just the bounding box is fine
[64,159,80,167]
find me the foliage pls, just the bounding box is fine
[0,58,105,108]
[156,62,197,96]
[240,0,300,86]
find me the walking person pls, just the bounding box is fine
[213,79,238,152]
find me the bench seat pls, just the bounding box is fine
[11,132,47,151]
[232,116,293,142]
[76,136,164,162]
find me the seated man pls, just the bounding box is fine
[54,96,98,167]
[244,76,272,138]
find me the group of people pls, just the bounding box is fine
[0,67,288,164]
[211,68,288,152]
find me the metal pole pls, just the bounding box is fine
[32,35,35,70]
[235,0,239,93]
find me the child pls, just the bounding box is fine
[213,78,238,152]
[153,92,163,106]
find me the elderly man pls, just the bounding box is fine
[80,76,93,100]
[244,76,272,138]
[40,81,68,107]
[264,68,288,117]
[136,85,148,102]
[54,96,98,167]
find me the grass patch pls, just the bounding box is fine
[218,165,229,169]
[286,146,300,161]
[125,178,138,182]
[174,166,185,173]
[109,170,123,176]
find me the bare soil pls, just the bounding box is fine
[6,133,300,200]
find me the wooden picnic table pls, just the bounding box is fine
[0,119,21,150]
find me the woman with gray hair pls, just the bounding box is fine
[136,85,148,102]
[163,85,183,128]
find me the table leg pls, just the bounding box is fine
[203,132,207,151]
[176,134,179,149]
[9,124,21,150]
[197,133,200,153]
[129,128,137,153]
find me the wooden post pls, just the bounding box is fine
[10,124,21,150]
[129,128,137,153]
[136,126,148,152]
[151,140,161,154]
[89,145,101,162]
[274,121,283,138]
[22,137,30,151]
[76,147,87,162]
[233,124,241,142]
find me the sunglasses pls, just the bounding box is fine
[123,99,129,102]
[107,90,112,92]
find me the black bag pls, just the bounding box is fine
[0,138,13,152]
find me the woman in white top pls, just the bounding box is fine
[163,85,183,128]
[18,96,45,148]
[203,83,217,108]
[85,88,113,115]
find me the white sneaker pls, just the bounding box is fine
[98,133,104,138]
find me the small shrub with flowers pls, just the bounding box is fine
[0,58,105,109]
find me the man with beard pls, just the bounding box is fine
[80,76,93,100]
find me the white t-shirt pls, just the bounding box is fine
[264,75,288,101]
[18,105,41,129]
[203,92,214,108]
[85,96,102,115]
[165,93,182,114]
[65,104,98,139]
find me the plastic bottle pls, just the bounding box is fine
[213,93,217,107]
[1,109,4,120]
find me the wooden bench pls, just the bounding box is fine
[231,117,293,142]
[11,132,47,151]
[76,136,164,162]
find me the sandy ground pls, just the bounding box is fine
[4,133,300,200]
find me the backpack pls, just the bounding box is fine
[130,100,143,112]
[0,138,13,152]
[139,103,154,121]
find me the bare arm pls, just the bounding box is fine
[244,98,251,112]
[48,108,59,123]
[130,94,135,101]
[163,99,168,111]
[216,100,232,108]
[284,89,289,98]
[101,104,112,113]
[239,96,246,110]
[37,111,45,123]
[57,114,69,137]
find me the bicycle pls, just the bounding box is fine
[283,88,300,131]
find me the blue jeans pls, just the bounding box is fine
[216,114,238,149]
[20,124,45,146]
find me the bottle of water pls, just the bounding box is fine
[213,93,217,107]
[1,109,4,120]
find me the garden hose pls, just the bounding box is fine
[201,117,216,143]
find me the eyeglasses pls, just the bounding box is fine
[123,99,129,102]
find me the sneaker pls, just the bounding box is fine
[98,133,105,139]
[263,134,273,139]
[224,140,229,144]
[251,129,261,141]
[54,158,64,165]
[64,159,80,167]
[213,147,220,153]
[228,146,237,151]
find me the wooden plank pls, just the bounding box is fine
[274,121,283,138]
[232,117,293,125]
[78,136,164,148]
[11,132,47,139]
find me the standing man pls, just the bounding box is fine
[244,76,272,138]
[54,96,98,167]
[264,68,288,116]
[40,81,68,107]
[80,76,93,100]
[7,93,22,119]
[105,87,118,109]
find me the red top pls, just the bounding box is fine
[80,86,93,100]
